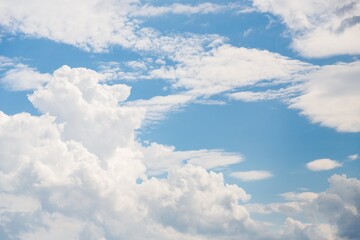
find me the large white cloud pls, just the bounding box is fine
[1,64,360,240]
[252,0,360,57]
[0,111,264,239]
[1,65,275,239]
[29,65,144,157]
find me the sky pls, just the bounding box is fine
[0,0,359,239]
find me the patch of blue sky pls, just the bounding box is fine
[125,79,171,101]
[0,88,37,115]
[139,99,360,203]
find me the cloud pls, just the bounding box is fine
[152,44,311,96]
[0,55,16,70]
[141,142,243,175]
[230,170,273,181]
[279,192,318,202]
[252,0,360,57]
[227,60,360,133]
[100,44,311,121]
[0,0,225,55]
[306,159,342,171]
[126,94,194,121]
[28,65,143,157]
[0,64,359,240]
[133,3,230,17]
[246,174,360,240]
[318,174,360,239]
[290,61,360,132]
[348,153,359,161]
[0,65,276,239]
[227,86,301,102]
[0,0,139,52]
[0,64,51,91]
[282,217,337,240]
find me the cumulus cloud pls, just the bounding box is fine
[306,159,342,171]
[28,65,143,157]
[247,174,360,240]
[252,0,360,57]
[230,170,273,181]
[281,217,337,240]
[0,65,275,240]
[1,64,359,240]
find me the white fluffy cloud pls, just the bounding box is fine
[1,64,359,240]
[0,65,275,239]
[306,159,342,171]
[230,170,273,181]
[252,0,360,57]
[29,65,143,157]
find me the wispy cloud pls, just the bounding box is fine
[133,2,229,17]
[348,153,359,161]
[230,170,273,181]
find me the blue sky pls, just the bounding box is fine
[0,0,359,239]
